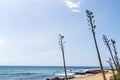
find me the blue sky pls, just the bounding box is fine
[0,0,120,66]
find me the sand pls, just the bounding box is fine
[69,70,113,80]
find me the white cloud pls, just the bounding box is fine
[62,0,81,12]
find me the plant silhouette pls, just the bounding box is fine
[107,57,117,80]
[86,10,106,80]
[58,34,68,80]
[111,39,120,74]
[103,35,119,74]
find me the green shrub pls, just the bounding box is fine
[110,74,120,80]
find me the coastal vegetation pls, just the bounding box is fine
[110,74,120,80]
[52,10,120,80]
[107,57,117,80]
[111,39,120,74]
[86,10,120,80]
[58,34,68,80]
[86,10,107,80]
[103,35,120,80]
[103,35,119,74]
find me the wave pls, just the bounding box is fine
[0,72,38,76]
[55,71,75,77]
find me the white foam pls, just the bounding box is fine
[55,72,74,76]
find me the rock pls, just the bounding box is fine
[46,77,65,80]
[75,72,86,75]
[85,70,101,74]
[75,70,101,75]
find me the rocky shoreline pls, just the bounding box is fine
[46,77,74,80]
[46,69,108,80]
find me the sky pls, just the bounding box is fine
[0,0,120,66]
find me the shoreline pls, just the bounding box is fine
[47,69,113,80]
[69,70,113,80]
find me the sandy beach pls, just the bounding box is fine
[69,70,113,80]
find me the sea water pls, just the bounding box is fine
[0,66,100,80]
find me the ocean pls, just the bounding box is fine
[0,66,101,80]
